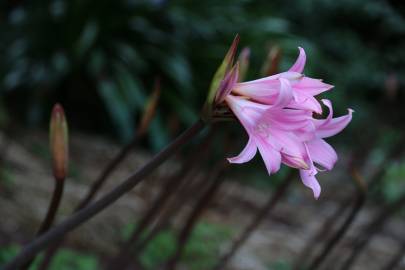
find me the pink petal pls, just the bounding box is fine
[257,140,281,174]
[306,139,337,170]
[300,168,321,199]
[290,94,323,114]
[293,77,333,96]
[225,95,269,128]
[215,63,239,103]
[272,78,294,108]
[267,109,312,131]
[269,129,307,158]
[314,99,354,138]
[228,137,257,164]
[288,47,306,73]
[234,80,279,100]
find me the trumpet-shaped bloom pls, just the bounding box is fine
[233,47,333,114]
[225,75,353,198]
[213,44,353,198]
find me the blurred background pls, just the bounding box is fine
[0,1,404,270]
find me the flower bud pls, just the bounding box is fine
[215,62,239,104]
[50,104,69,180]
[261,45,281,76]
[203,35,239,120]
[238,47,250,82]
[139,78,160,135]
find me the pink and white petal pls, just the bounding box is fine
[288,47,306,73]
[282,154,311,170]
[321,99,333,123]
[306,139,337,170]
[257,140,282,174]
[237,71,301,86]
[215,64,240,103]
[272,78,294,108]
[268,129,309,162]
[293,77,333,96]
[300,168,321,199]
[234,78,280,97]
[278,71,303,82]
[314,108,354,138]
[228,137,257,164]
[225,95,268,128]
[290,94,323,114]
[270,115,311,131]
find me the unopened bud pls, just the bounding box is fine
[215,62,239,104]
[261,45,282,76]
[139,78,160,135]
[238,47,250,82]
[203,35,240,120]
[50,104,69,180]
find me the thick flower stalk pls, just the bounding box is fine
[217,45,353,198]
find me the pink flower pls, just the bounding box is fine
[298,100,353,198]
[233,47,333,113]
[221,48,353,198]
[226,94,352,198]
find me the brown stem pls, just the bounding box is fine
[338,193,405,270]
[292,200,350,270]
[2,120,205,270]
[380,239,405,270]
[212,170,295,270]
[304,140,405,270]
[76,137,141,210]
[164,162,227,270]
[106,130,214,270]
[305,191,366,270]
[21,179,65,270]
[134,163,207,255]
[38,134,143,270]
[118,169,205,270]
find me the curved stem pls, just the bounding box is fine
[106,130,214,270]
[2,119,205,270]
[306,192,365,270]
[75,136,140,210]
[164,161,227,270]
[39,132,144,270]
[21,179,65,270]
[212,170,295,270]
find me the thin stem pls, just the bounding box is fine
[2,119,205,270]
[134,163,207,255]
[306,191,366,270]
[338,193,405,270]
[212,170,295,270]
[106,130,214,270]
[304,140,405,270]
[75,136,140,210]
[380,239,405,270]
[119,169,205,270]
[292,200,350,270]
[164,161,227,270]
[21,179,65,270]
[39,133,144,270]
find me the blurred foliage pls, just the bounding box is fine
[382,159,405,203]
[1,0,404,149]
[121,220,233,270]
[0,245,98,270]
[0,0,289,147]
[268,260,292,270]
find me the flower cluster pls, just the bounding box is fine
[218,47,353,198]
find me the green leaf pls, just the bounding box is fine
[98,79,135,142]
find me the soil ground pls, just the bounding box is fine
[0,130,404,270]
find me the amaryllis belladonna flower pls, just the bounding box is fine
[220,47,352,198]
